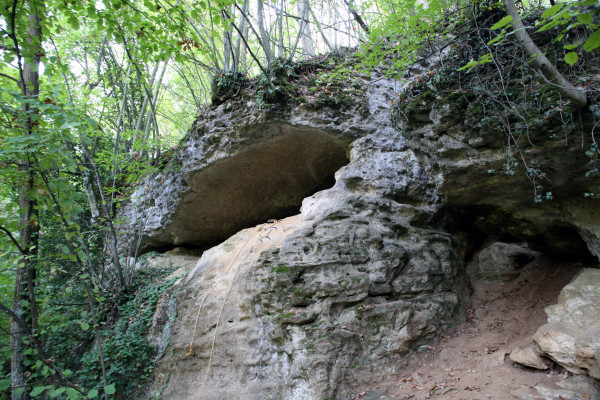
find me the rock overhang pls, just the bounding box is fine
[134,124,350,253]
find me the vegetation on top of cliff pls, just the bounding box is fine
[388,4,600,202]
[209,48,365,109]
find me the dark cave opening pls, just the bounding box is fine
[438,205,597,265]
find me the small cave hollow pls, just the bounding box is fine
[438,205,597,265]
[147,125,350,253]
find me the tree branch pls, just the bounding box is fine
[0,225,26,255]
[502,0,587,108]
[0,72,19,85]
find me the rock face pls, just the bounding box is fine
[511,375,600,400]
[123,62,600,399]
[119,123,349,254]
[395,85,600,259]
[138,74,469,399]
[533,268,600,379]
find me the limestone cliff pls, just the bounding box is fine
[116,51,600,399]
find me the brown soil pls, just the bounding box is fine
[354,256,599,400]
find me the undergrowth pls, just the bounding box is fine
[77,266,178,398]
[19,262,179,399]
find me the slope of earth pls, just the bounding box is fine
[357,257,600,400]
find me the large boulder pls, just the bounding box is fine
[533,268,600,379]
[117,70,394,255]
[477,242,538,281]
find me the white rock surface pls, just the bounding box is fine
[533,268,600,379]
[510,345,550,370]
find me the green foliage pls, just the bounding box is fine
[26,264,178,399]
[356,0,455,77]
[391,10,600,202]
[483,1,600,67]
[77,266,178,396]
[210,72,247,106]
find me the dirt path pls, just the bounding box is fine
[355,257,599,400]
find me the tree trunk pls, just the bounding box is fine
[502,0,586,107]
[257,0,274,68]
[310,7,332,52]
[297,0,315,58]
[343,0,370,35]
[233,0,249,73]
[141,61,168,160]
[277,0,284,58]
[11,1,43,399]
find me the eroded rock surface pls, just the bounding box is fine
[125,61,600,399]
[511,375,600,400]
[119,124,349,254]
[510,345,550,370]
[533,268,600,379]
[395,89,600,259]
[140,75,470,398]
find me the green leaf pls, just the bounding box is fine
[491,15,513,30]
[80,322,90,331]
[577,13,593,26]
[49,387,66,398]
[63,157,78,172]
[65,387,81,399]
[541,4,563,19]
[564,52,578,65]
[67,17,80,30]
[87,389,99,399]
[104,384,116,395]
[583,30,600,52]
[487,34,504,45]
[537,19,563,32]
[564,43,580,50]
[31,386,51,396]
[0,379,10,391]
[60,121,80,130]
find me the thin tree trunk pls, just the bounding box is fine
[231,5,272,78]
[232,0,249,73]
[277,0,284,58]
[141,61,168,159]
[111,65,131,207]
[133,62,160,145]
[82,168,100,225]
[502,0,586,107]
[297,0,314,58]
[83,284,110,400]
[223,23,232,73]
[11,1,43,398]
[257,0,274,68]
[310,7,332,52]
[343,0,370,35]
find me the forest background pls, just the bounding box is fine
[0,0,598,398]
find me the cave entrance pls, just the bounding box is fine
[438,205,597,265]
[143,124,350,254]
